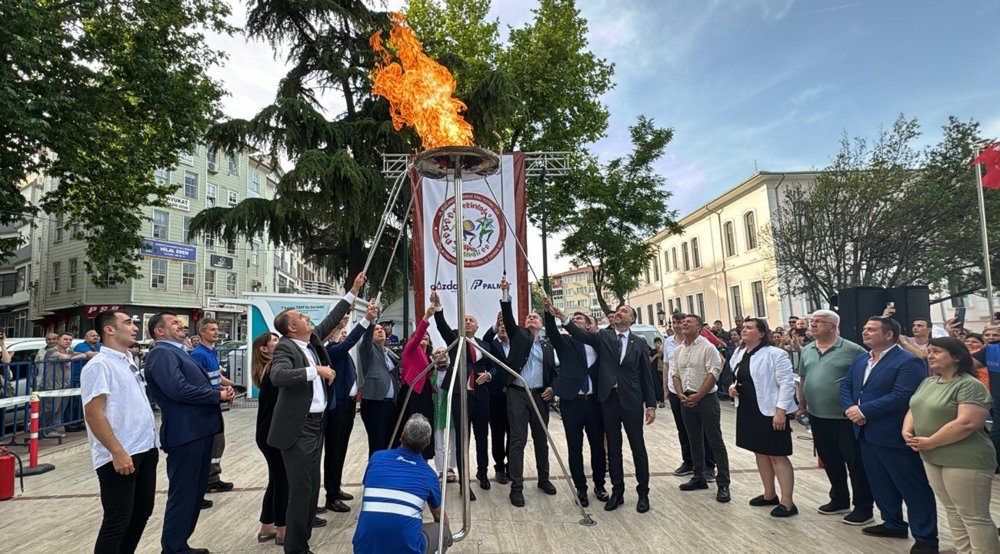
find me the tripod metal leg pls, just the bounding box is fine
[468,340,596,526]
[438,336,470,552]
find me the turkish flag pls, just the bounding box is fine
[972,143,1000,189]
[700,327,724,347]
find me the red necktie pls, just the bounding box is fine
[468,344,477,388]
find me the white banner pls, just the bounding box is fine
[412,153,528,348]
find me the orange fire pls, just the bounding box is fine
[370,12,474,150]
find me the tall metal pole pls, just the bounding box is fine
[452,156,471,542]
[540,166,550,295]
[975,153,995,317]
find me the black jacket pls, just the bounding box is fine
[563,320,656,409]
[544,312,597,400]
[434,309,496,401]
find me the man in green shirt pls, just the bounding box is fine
[797,309,873,525]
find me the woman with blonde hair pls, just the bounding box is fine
[251,332,286,545]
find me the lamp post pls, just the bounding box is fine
[657,307,666,329]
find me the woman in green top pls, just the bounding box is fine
[903,337,999,554]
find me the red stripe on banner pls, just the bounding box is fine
[513,152,529,322]
[410,161,426,320]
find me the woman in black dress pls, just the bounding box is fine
[728,318,799,518]
[251,332,286,544]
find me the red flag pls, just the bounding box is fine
[700,326,723,347]
[972,143,1000,189]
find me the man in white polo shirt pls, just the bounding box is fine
[81,310,159,553]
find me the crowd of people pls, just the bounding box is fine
[65,268,1000,554]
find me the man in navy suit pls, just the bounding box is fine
[840,316,938,554]
[543,304,608,509]
[322,303,376,513]
[145,312,234,554]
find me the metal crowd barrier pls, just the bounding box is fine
[0,360,86,444]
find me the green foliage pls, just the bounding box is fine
[189,0,412,288]
[1,0,232,285]
[764,115,1000,304]
[557,117,682,313]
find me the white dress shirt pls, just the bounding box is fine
[864,344,899,384]
[291,338,326,413]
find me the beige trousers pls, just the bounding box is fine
[923,462,1000,554]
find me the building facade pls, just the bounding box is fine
[550,267,609,326]
[18,146,336,340]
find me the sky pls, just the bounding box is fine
[206,0,1000,277]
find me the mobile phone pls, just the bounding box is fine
[955,307,966,327]
[796,328,807,337]
[887,302,895,309]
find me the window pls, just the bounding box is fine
[695,293,705,319]
[671,247,678,271]
[54,216,63,243]
[206,184,217,207]
[730,285,743,320]
[150,260,167,289]
[681,242,690,271]
[154,168,169,184]
[744,212,758,250]
[205,233,216,252]
[205,269,216,295]
[207,147,217,168]
[723,221,737,257]
[668,298,675,314]
[68,258,77,291]
[691,238,701,268]
[643,265,650,284]
[652,257,660,281]
[15,267,25,292]
[647,305,654,327]
[227,151,238,174]
[226,272,238,295]
[751,280,766,317]
[178,148,194,165]
[182,263,196,292]
[663,251,670,274]
[227,190,239,207]
[675,297,681,314]
[656,302,664,325]
[226,240,236,256]
[686,295,695,315]
[184,171,198,199]
[51,261,60,293]
[250,244,258,266]
[250,171,261,197]
[636,308,642,325]
[182,217,191,243]
[152,210,169,239]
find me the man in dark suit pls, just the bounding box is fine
[561,302,657,513]
[268,273,364,554]
[358,310,400,458]
[494,277,556,507]
[840,316,937,554]
[543,304,608,508]
[431,290,496,497]
[484,317,510,485]
[322,302,376,513]
[145,312,234,554]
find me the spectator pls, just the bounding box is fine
[66,329,103,431]
[189,318,235,494]
[729,316,745,338]
[904,337,999,554]
[964,334,990,388]
[35,332,58,364]
[42,332,86,438]
[395,304,437,460]
[430,347,458,484]
[352,414,451,554]
[189,335,201,351]
[252,331,285,545]
[954,322,1000,471]
[901,317,932,361]
[650,337,665,408]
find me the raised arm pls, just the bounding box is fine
[542,311,566,351]
[315,272,365,340]
[430,290,458,346]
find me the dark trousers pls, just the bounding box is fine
[281,415,324,554]
[323,399,356,502]
[679,393,730,486]
[506,386,550,491]
[859,437,938,544]
[489,392,509,473]
[988,372,1000,470]
[207,431,226,486]
[94,448,158,554]
[453,393,491,487]
[668,392,715,469]
[162,435,213,553]
[811,415,873,510]
[653,371,665,403]
[360,398,396,457]
[602,389,649,496]
[257,440,288,527]
[560,395,606,491]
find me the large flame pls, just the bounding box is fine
[370,12,474,150]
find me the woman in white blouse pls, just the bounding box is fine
[728,318,799,517]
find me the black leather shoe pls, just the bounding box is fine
[636,496,650,513]
[538,480,557,495]
[604,492,624,511]
[314,506,328,514]
[594,485,609,502]
[679,478,708,491]
[862,524,908,539]
[467,489,476,501]
[189,549,209,554]
[910,540,939,554]
[336,489,354,501]
[478,473,491,490]
[200,499,213,509]
[771,504,799,518]
[749,494,780,507]
[311,516,327,528]
[576,489,589,508]
[716,486,731,503]
[206,480,234,493]
[325,499,350,513]
[510,490,525,507]
[495,468,508,484]
[673,463,693,476]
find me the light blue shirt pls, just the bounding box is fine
[519,340,544,389]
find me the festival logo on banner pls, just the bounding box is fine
[432,192,507,269]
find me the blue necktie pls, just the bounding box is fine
[581,377,590,395]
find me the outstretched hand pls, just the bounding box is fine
[365,300,379,321]
[430,290,440,307]
[351,272,367,294]
[500,277,510,295]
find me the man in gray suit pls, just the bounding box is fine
[358,311,400,458]
[268,272,365,554]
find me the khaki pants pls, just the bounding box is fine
[923,462,1000,553]
[421,522,452,553]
